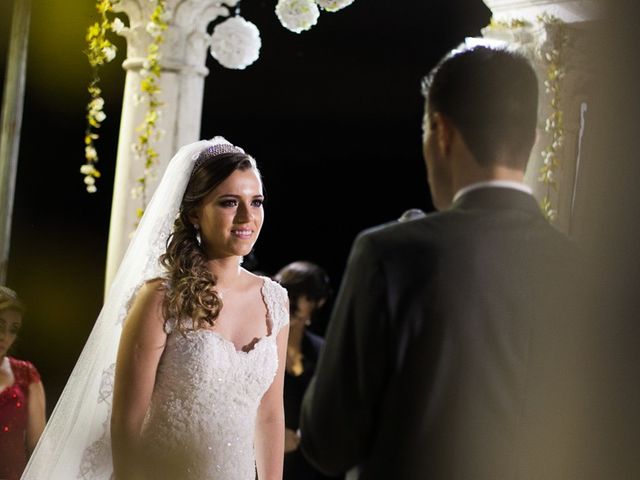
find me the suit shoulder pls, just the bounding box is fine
[356,211,448,248]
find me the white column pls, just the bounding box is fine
[0,0,31,283]
[104,0,238,291]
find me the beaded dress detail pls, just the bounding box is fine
[139,276,289,480]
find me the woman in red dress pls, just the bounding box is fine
[0,286,46,480]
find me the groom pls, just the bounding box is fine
[300,44,586,479]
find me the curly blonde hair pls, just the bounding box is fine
[159,150,260,335]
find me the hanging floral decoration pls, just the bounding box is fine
[537,13,567,222]
[210,16,262,70]
[316,0,355,13]
[276,0,320,33]
[82,0,355,200]
[82,0,120,193]
[275,0,356,32]
[131,1,169,219]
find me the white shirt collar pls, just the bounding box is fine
[452,180,533,204]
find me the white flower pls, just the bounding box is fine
[102,45,117,62]
[94,111,107,123]
[545,169,555,182]
[131,185,143,199]
[276,0,320,34]
[545,117,555,132]
[111,17,126,34]
[315,0,355,12]
[146,21,161,37]
[160,9,172,23]
[84,175,96,186]
[85,146,98,161]
[210,16,261,70]
[89,97,105,111]
[80,164,95,175]
[86,184,98,194]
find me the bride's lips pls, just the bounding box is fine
[231,228,253,240]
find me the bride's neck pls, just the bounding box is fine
[207,257,243,289]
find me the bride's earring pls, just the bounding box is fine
[194,224,202,247]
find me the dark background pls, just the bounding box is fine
[0,0,491,409]
[3,3,640,476]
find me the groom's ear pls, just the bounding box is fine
[433,112,454,157]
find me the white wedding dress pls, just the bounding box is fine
[139,276,288,479]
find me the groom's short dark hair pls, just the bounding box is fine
[422,44,538,170]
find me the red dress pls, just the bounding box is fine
[0,357,41,480]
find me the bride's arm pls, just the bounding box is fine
[255,323,289,480]
[111,280,168,480]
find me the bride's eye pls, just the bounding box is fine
[251,199,264,208]
[219,199,238,208]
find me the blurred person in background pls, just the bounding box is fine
[274,261,341,480]
[0,286,46,480]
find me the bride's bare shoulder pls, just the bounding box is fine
[129,278,168,315]
[143,277,168,292]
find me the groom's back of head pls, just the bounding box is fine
[422,44,538,170]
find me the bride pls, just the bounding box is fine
[22,138,289,480]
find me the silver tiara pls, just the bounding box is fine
[192,141,246,172]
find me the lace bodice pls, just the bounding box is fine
[139,276,288,480]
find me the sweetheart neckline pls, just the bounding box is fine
[180,277,274,354]
[191,329,273,355]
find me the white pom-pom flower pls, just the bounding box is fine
[111,18,126,34]
[315,0,355,12]
[210,16,261,70]
[275,0,320,34]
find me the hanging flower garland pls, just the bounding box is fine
[131,1,169,219]
[537,13,567,222]
[82,0,120,193]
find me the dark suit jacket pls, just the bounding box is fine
[300,187,588,480]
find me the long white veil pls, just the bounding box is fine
[22,137,233,480]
